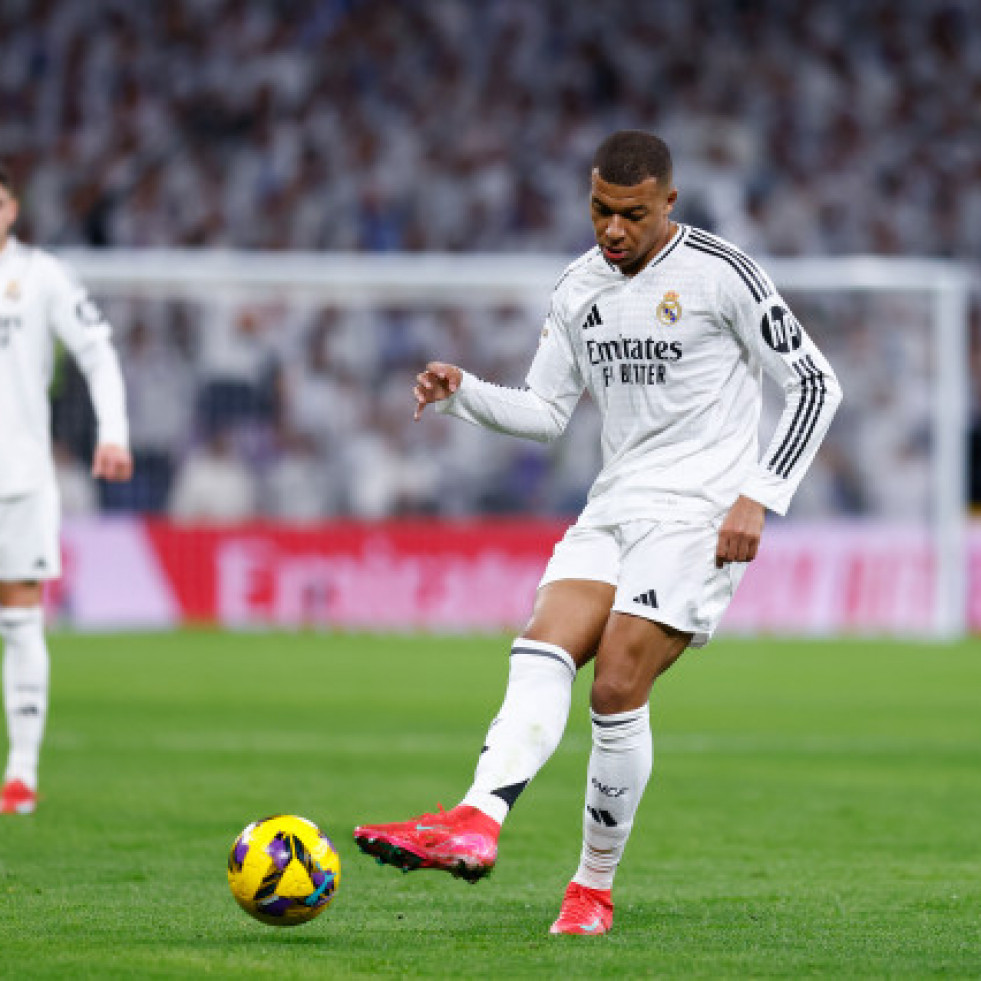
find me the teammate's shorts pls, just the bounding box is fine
[0,483,62,581]
[538,518,746,648]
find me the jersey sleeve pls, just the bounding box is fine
[46,256,130,448]
[525,296,585,406]
[720,266,843,515]
[436,295,584,442]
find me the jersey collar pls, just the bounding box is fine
[599,223,687,277]
[643,222,687,271]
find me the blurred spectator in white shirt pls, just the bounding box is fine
[169,429,257,524]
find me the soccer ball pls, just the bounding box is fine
[227,814,341,926]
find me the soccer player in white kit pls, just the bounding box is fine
[354,131,842,934]
[0,164,132,814]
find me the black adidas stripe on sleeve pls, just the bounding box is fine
[768,355,827,478]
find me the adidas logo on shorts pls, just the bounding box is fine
[632,589,658,608]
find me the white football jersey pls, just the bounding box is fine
[439,224,842,523]
[0,237,128,497]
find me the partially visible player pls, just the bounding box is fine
[0,162,132,814]
[354,131,842,934]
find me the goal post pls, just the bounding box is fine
[58,249,973,639]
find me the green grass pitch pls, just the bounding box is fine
[1,630,979,978]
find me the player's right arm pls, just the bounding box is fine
[413,362,462,420]
[413,298,585,443]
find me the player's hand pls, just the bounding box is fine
[715,495,765,567]
[92,443,133,482]
[413,362,462,421]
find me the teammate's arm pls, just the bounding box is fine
[47,260,132,481]
[91,443,132,481]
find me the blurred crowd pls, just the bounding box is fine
[4,0,979,258]
[48,289,936,524]
[2,0,977,520]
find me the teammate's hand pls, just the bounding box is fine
[413,362,462,420]
[715,495,765,567]
[92,443,133,481]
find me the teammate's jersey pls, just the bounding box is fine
[0,237,128,497]
[439,224,842,524]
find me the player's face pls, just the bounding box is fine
[0,185,18,246]
[590,171,677,276]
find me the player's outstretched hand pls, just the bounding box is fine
[413,362,462,421]
[715,495,765,567]
[92,443,134,482]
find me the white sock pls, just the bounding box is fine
[1,606,49,791]
[572,704,652,892]
[460,638,576,825]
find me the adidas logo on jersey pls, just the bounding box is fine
[581,304,603,330]
[632,589,658,608]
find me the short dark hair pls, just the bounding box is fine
[0,162,14,196]
[592,131,672,187]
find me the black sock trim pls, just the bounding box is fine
[510,645,575,678]
[491,780,529,810]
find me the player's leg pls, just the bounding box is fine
[353,578,614,879]
[459,577,614,823]
[354,525,617,878]
[550,614,687,932]
[0,485,60,816]
[459,523,620,827]
[552,519,744,933]
[1,580,48,815]
[552,614,687,934]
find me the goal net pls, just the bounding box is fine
[52,249,971,639]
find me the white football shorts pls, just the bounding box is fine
[0,483,62,581]
[538,518,746,648]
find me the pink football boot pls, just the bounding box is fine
[354,804,499,882]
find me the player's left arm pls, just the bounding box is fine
[47,258,132,481]
[715,494,766,569]
[717,267,843,564]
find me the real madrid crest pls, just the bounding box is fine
[4,280,20,301]
[656,290,682,326]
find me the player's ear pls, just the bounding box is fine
[664,187,678,211]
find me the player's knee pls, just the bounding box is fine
[0,581,43,608]
[589,674,647,715]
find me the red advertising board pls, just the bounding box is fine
[142,519,567,630]
[54,517,975,636]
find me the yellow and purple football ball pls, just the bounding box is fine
[227,814,340,926]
